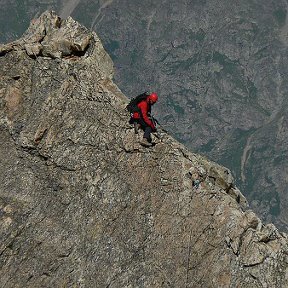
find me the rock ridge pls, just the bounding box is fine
[0,11,287,288]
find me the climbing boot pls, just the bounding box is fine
[140,138,152,147]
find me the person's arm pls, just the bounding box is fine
[138,102,156,130]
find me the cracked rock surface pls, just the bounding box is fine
[0,11,287,288]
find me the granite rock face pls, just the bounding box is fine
[0,11,288,287]
[1,0,288,233]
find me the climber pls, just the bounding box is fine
[127,92,158,147]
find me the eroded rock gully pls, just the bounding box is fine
[0,11,287,288]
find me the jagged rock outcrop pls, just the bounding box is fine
[0,11,287,287]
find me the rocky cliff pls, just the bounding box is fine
[1,0,288,232]
[0,11,288,288]
[78,0,288,231]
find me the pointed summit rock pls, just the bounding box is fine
[0,11,287,287]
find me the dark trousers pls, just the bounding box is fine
[130,118,152,142]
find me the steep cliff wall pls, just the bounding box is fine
[0,11,287,287]
[1,0,288,235]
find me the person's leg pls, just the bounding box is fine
[138,118,152,140]
[144,126,152,142]
[129,117,134,124]
[134,119,141,134]
[138,118,153,146]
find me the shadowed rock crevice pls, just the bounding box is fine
[0,11,287,288]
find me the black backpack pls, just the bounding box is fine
[126,92,149,113]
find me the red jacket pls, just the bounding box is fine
[133,99,155,130]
